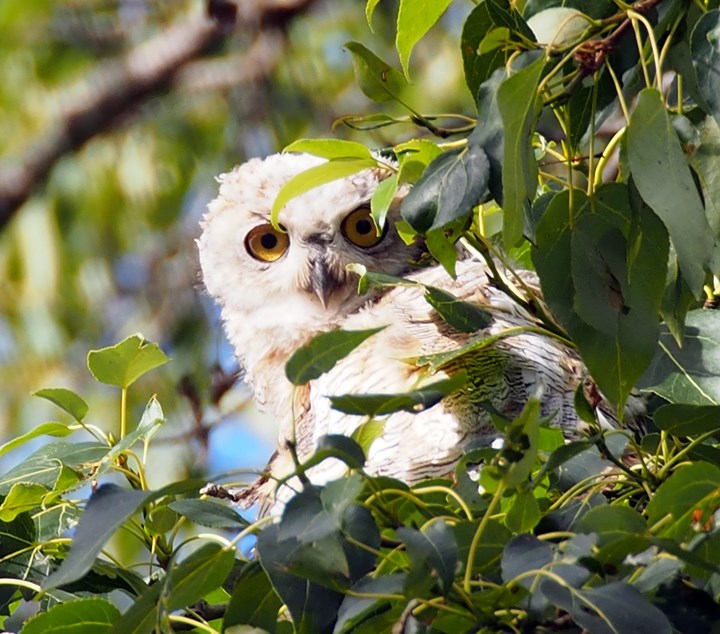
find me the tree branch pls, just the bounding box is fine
[0,0,315,231]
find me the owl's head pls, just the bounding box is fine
[198,153,422,356]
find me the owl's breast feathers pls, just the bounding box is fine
[238,258,636,514]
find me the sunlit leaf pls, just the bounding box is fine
[21,597,120,634]
[344,42,409,104]
[284,138,373,160]
[33,388,89,422]
[270,158,377,228]
[396,0,452,78]
[87,335,169,389]
[0,422,73,460]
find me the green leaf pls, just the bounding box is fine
[424,286,493,332]
[396,0,452,78]
[653,403,720,436]
[166,543,236,610]
[43,483,150,590]
[532,185,665,409]
[691,11,720,129]
[540,580,672,634]
[284,138,373,160]
[350,419,385,456]
[270,158,377,227]
[0,483,49,522]
[21,597,120,634]
[300,434,366,471]
[33,388,89,422]
[576,505,647,550]
[344,42,409,104]
[400,145,490,233]
[0,441,108,496]
[627,88,715,295]
[285,327,384,385]
[87,335,169,389]
[639,309,720,405]
[108,582,163,634]
[224,562,282,633]
[169,498,248,529]
[505,489,541,533]
[329,373,467,417]
[398,519,457,594]
[334,574,406,634]
[370,172,399,229]
[646,461,720,541]
[0,422,73,460]
[500,396,541,488]
[498,53,545,248]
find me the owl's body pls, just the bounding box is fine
[198,153,621,514]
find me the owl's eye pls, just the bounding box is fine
[245,225,289,262]
[341,207,385,248]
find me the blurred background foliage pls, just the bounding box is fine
[0,0,473,484]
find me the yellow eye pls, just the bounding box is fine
[245,225,289,262]
[341,207,384,248]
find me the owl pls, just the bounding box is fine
[198,152,629,515]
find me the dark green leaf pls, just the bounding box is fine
[224,561,282,632]
[501,534,552,584]
[166,543,236,610]
[424,286,492,332]
[627,88,715,295]
[498,52,545,248]
[43,483,150,590]
[653,403,720,436]
[21,597,120,634]
[300,434,366,471]
[169,498,248,528]
[646,461,720,541]
[87,335,169,389]
[329,373,467,417]
[108,581,163,634]
[540,580,672,634]
[639,309,720,405]
[344,42,409,104]
[453,518,510,574]
[461,4,506,100]
[400,145,490,233]
[334,574,406,634]
[33,388,89,422]
[285,327,384,385]
[576,505,647,547]
[691,11,720,129]
[398,520,457,595]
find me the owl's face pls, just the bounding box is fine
[198,153,423,352]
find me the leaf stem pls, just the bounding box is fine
[463,481,505,594]
[120,386,128,439]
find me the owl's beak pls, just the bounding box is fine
[309,257,337,309]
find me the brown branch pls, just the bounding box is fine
[0,17,222,230]
[0,0,316,232]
